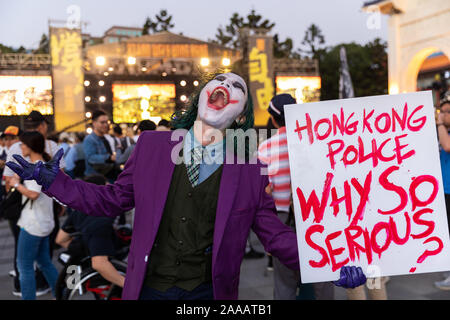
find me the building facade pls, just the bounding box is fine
[364,0,450,98]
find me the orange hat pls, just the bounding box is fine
[1,126,20,137]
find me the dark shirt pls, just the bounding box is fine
[100,136,113,155]
[62,210,116,257]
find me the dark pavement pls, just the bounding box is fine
[1,219,450,300]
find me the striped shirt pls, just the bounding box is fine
[258,126,291,212]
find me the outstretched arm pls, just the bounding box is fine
[6,139,140,218]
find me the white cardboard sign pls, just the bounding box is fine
[284,91,450,283]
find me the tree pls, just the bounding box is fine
[214,10,297,58]
[317,38,388,101]
[273,34,298,59]
[142,9,174,35]
[35,34,49,54]
[0,44,16,53]
[214,10,275,49]
[155,9,174,32]
[0,44,28,53]
[142,17,156,35]
[300,23,325,58]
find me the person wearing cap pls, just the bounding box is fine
[434,91,450,290]
[3,111,65,182]
[25,111,64,166]
[257,94,302,299]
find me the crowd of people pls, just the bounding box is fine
[1,73,449,301]
[0,109,168,299]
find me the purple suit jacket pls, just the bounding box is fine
[45,131,299,300]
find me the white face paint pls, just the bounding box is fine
[197,73,248,130]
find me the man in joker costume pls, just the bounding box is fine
[7,73,365,300]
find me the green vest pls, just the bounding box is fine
[144,162,223,291]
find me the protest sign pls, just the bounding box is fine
[284,91,450,283]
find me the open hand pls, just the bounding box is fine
[6,148,64,190]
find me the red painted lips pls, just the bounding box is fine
[207,86,238,110]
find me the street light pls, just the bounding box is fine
[222,57,231,67]
[96,56,106,66]
[127,56,136,65]
[200,57,210,67]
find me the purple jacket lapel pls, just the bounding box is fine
[165,131,240,269]
[212,151,240,267]
[141,134,179,249]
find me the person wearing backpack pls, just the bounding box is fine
[9,131,59,300]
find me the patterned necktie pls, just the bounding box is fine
[186,146,203,187]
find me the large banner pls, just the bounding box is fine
[50,27,85,132]
[248,35,274,127]
[284,91,450,283]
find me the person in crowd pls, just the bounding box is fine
[156,119,171,131]
[0,133,7,168]
[258,94,334,300]
[0,134,6,197]
[55,174,125,288]
[106,123,121,156]
[7,72,366,300]
[125,126,136,143]
[83,110,119,181]
[26,111,64,164]
[64,132,86,179]
[133,120,156,143]
[112,124,135,154]
[4,111,66,183]
[58,132,71,157]
[3,111,66,296]
[9,131,59,300]
[112,124,125,154]
[0,126,25,296]
[115,120,155,165]
[434,91,450,290]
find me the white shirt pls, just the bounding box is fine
[17,178,54,237]
[3,141,22,177]
[3,139,65,177]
